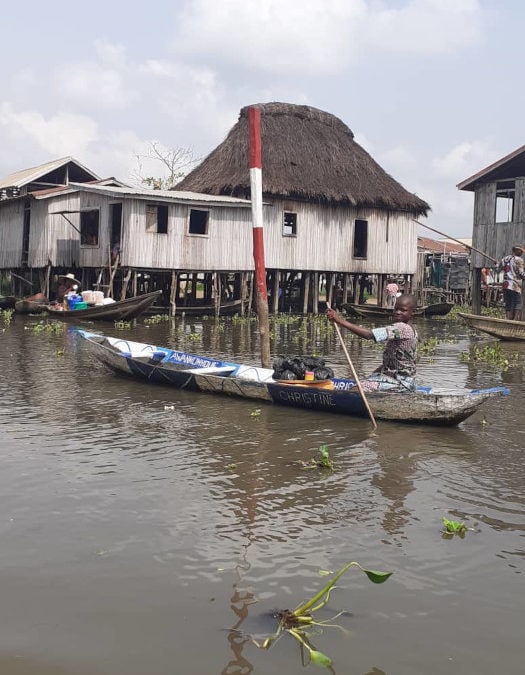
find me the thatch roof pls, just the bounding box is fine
[175,102,429,215]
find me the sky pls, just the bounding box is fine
[1,0,524,239]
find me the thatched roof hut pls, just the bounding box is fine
[175,102,429,216]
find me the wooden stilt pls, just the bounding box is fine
[169,270,177,316]
[271,270,280,314]
[302,272,310,314]
[312,272,319,314]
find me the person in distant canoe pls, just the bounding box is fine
[55,273,81,303]
[326,294,418,392]
[497,244,525,320]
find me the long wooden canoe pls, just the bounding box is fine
[459,313,525,341]
[344,302,453,319]
[173,299,243,316]
[77,330,509,426]
[46,290,162,322]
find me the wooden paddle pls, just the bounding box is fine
[326,302,377,429]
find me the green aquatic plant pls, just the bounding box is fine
[143,313,171,325]
[418,336,440,356]
[442,517,467,534]
[185,332,203,343]
[248,561,392,668]
[114,320,132,329]
[1,308,14,327]
[250,408,261,418]
[299,445,334,472]
[24,321,62,335]
[442,517,476,537]
[459,342,521,370]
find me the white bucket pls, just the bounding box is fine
[92,291,105,305]
[81,290,94,304]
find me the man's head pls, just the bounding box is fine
[394,294,417,322]
[512,245,524,256]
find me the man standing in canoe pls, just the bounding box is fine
[326,294,418,392]
[497,244,525,320]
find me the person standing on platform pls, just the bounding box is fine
[497,245,525,320]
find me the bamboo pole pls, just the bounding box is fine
[413,219,498,264]
[326,303,377,429]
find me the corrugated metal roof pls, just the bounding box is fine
[0,157,100,189]
[417,236,469,254]
[32,182,253,206]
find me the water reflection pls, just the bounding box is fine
[0,315,524,675]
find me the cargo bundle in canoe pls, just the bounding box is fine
[77,331,509,426]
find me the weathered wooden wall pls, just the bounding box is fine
[471,179,525,268]
[263,199,417,273]
[2,185,419,278]
[0,199,24,267]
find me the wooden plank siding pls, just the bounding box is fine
[264,199,417,273]
[471,180,525,268]
[2,184,418,277]
[0,199,24,267]
[122,199,254,271]
[30,194,81,268]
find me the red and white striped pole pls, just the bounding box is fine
[248,106,271,367]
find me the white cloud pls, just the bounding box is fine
[171,0,483,73]
[53,40,136,110]
[364,0,483,54]
[431,139,499,181]
[0,103,99,158]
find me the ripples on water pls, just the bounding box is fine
[0,315,523,674]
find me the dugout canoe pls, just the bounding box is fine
[459,313,525,341]
[344,302,453,319]
[46,290,162,322]
[77,330,509,426]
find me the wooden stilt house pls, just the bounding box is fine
[458,144,525,313]
[175,102,430,310]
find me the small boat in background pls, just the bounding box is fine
[14,293,49,314]
[173,299,243,316]
[459,313,525,341]
[422,302,454,317]
[344,302,453,319]
[46,290,162,322]
[0,295,17,310]
[77,330,509,426]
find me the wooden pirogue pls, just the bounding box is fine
[46,290,162,322]
[77,330,509,426]
[459,313,525,341]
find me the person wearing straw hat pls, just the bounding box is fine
[326,294,418,392]
[55,273,81,303]
[497,244,525,320]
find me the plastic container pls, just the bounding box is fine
[73,301,88,310]
[304,370,315,382]
[92,291,104,305]
[82,290,94,304]
[67,294,81,309]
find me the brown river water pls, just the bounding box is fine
[0,312,523,675]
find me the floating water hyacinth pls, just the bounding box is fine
[246,561,392,669]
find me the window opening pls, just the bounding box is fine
[189,209,209,235]
[80,209,100,246]
[283,212,297,236]
[353,219,368,258]
[495,181,515,223]
[146,204,168,234]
